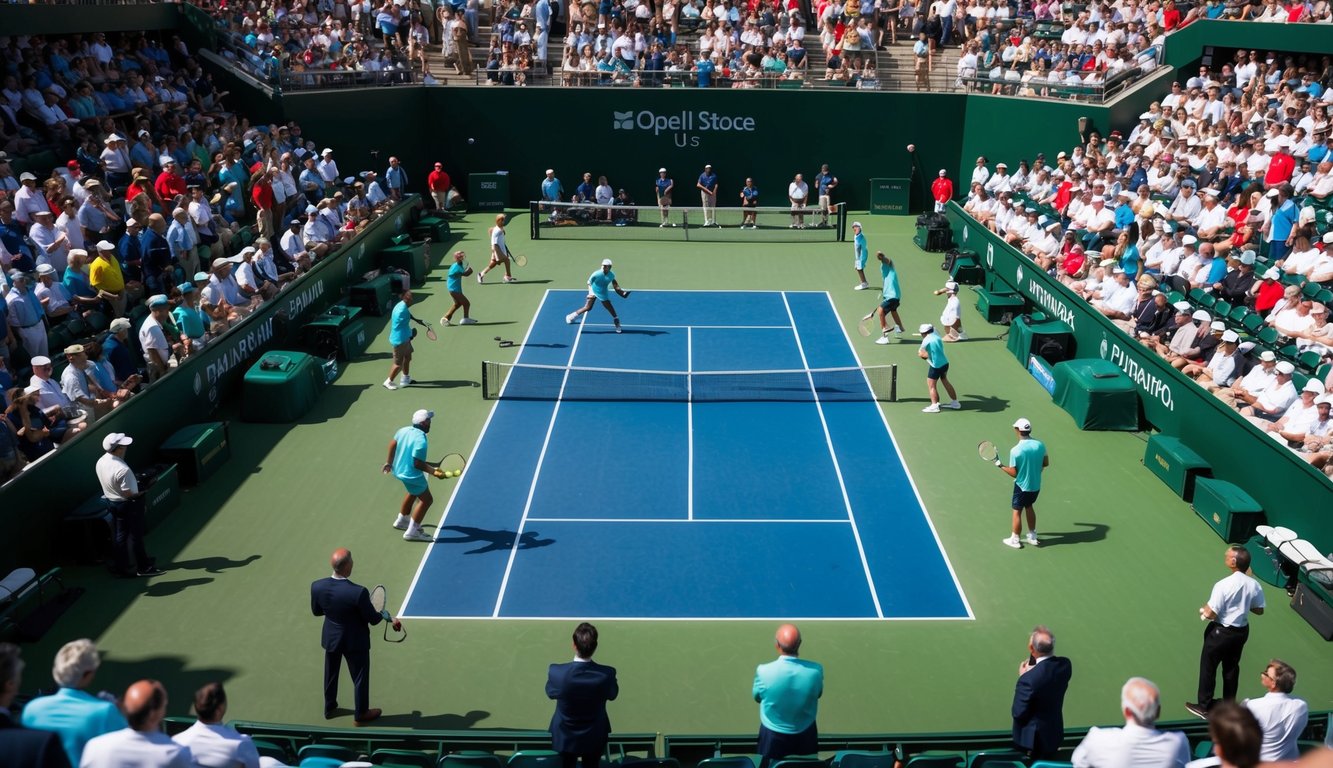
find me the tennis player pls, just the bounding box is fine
[852,221,869,290]
[383,288,414,390]
[477,213,516,283]
[441,250,477,325]
[382,408,438,542]
[917,323,961,412]
[933,280,967,341]
[874,251,905,344]
[655,168,675,227]
[999,417,1048,549]
[566,258,627,332]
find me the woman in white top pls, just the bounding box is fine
[478,213,516,283]
[595,176,614,221]
[935,281,966,341]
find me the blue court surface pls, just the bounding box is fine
[400,290,971,620]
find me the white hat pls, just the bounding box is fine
[194,271,209,281]
[35,264,55,276]
[1192,310,1211,322]
[938,169,947,176]
[945,281,959,292]
[30,355,51,367]
[917,323,934,335]
[601,259,613,266]
[658,167,667,173]
[1239,250,1256,265]
[1173,301,1192,313]
[102,432,133,451]
[1323,232,1333,244]
[109,317,132,333]
[322,147,334,156]
[1276,361,1296,375]
[125,218,139,228]
[1182,235,1198,246]
[137,129,149,137]
[412,409,434,424]
[148,294,169,308]
[1263,268,1280,280]
[1259,350,1277,362]
[1221,330,1239,342]
[239,246,256,257]
[1303,379,1326,394]
[95,240,116,251]
[545,168,555,174]
[1317,394,1333,406]
[1210,320,1226,331]
[852,221,862,228]
[1013,417,1033,432]
[159,155,175,165]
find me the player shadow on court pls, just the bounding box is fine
[1030,522,1110,547]
[581,328,668,336]
[374,708,491,729]
[432,525,555,554]
[165,554,263,573]
[402,379,481,389]
[895,394,1010,412]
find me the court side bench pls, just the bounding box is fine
[0,567,68,639]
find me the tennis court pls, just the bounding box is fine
[401,289,971,621]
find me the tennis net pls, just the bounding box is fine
[528,201,846,242]
[482,361,896,402]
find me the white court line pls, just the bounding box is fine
[399,291,553,615]
[581,323,793,330]
[490,311,587,617]
[781,292,885,620]
[822,291,975,620]
[525,517,850,524]
[686,326,694,522]
[396,613,970,622]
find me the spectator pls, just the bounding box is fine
[1072,677,1190,768]
[138,295,175,382]
[171,683,260,768]
[546,623,619,768]
[753,624,822,768]
[19,639,126,767]
[1243,659,1308,761]
[59,343,116,420]
[80,680,188,768]
[6,271,47,359]
[384,156,409,201]
[0,643,71,768]
[1011,625,1072,761]
[1205,702,1263,768]
[101,318,138,387]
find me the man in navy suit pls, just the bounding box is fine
[546,622,619,768]
[1011,625,1073,760]
[311,548,399,725]
[0,643,72,768]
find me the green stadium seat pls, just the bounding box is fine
[252,739,293,763]
[903,754,963,768]
[1299,351,1322,371]
[1241,312,1264,334]
[440,753,505,768]
[373,749,438,768]
[1314,288,1333,304]
[1189,288,1214,307]
[1256,326,1279,345]
[1030,762,1074,768]
[1213,300,1232,318]
[771,759,826,768]
[300,758,346,768]
[965,751,1026,768]
[1317,363,1332,381]
[507,751,563,768]
[1193,741,1215,760]
[833,752,898,768]
[300,745,359,763]
[621,759,682,768]
[1279,344,1300,360]
[697,757,756,768]
[1302,282,1323,299]
[1166,291,1185,305]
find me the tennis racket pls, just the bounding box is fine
[616,288,631,299]
[978,440,1002,466]
[410,316,438,341]
[857,309,877,337]
[428,452,466,479]
[505,247,528,267]
[368,585,406,643]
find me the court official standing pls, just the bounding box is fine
[1187,545,1265,720]
[96,433,164,578]
[753,624,823,768]
[546,623,619,768]
[310,548,398,724]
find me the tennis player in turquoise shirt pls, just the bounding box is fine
[999,417,1049,549]
[873,251,905,344]
[383,408,438,542]
[384,288,415,390]
[917,323,960,412]
[442,250,476,325]
[566,258,629,332]
[852,221,869,290]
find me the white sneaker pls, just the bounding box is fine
[503,276,517,283]
[1026,532,1040,546]
[893,326,903,338]
[958,332,969,340]
[391,516,410,530]
[403,528,434,542]
[400,375,414,386]
[440,317,451,326]
[476,272,484,283]
[875,336,890,345]
[614,323,622,334]
[459,317,478,325]
[855,282,869,290]
[565,312,577,324]
[382,379,397,390]
[922,403,941,413]
[1002,535,1022,549]
[659,222,667,228]
[946,400,961,410]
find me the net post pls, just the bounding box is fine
[890,363,897,402]
[530,202,540,240]
[682,208,690,241]
[837,203,847,241]
[481,360,491,400]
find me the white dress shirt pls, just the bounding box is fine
[1206,570,1265,627]
[1244,691,1308,761]
[80,727,192,768]
[1071,722,1191,768]
[171,720,260,768]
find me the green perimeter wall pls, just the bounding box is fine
[946,204,1333,547]
[0,200,423,569]
[1162,20,1333,73]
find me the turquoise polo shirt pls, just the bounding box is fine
[588,269,615,301]
[392,425,428,481]
[881,261,900,300]
[920,333,948,368]
[753,656,823,734]
[1009,437,1047,492]
[389,300,412,346]
[447,260,466,293]
[20,686,128,765]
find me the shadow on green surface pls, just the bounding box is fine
[371,709,491,729]
[434,526,556,555]
[1031,522,1110,547]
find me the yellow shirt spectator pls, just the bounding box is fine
[89,253,125,293]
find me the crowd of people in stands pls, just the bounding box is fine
[0,30,408,483]
[960,46,1333,471]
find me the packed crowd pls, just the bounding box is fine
[0,30,414,484]
[958,46,1333,471]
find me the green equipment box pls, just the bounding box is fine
[1192,477,1264,543]
[141,463,181,531]
[303,309,370,362]
[1051,359,1140,431]
[378,243,430,286]
[468,172,509,212]
[975,289,1027,324]
[1006,315,1074,365]
[950,256,983,285]
[349,273,398,316]
[413,215,450,240]
[242,351,325,423]
[1142,434,1212,501]
[158,422,230,487]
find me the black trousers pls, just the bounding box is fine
[324,647,370,717]
[560,752,601,768]
[757,722,818,768]
[109,497,152,574]
[1198,621,1249,708]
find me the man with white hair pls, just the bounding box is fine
[19,639,127,766]
[29,209,69,277]
[33,264,73,322]
[1071,677,1190,768]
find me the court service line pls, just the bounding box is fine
[400,291,554,615]
[581,323,793,330]
[822,291,975,620]
[525,517,850,524]
[397,614,973,622]
[490,312,588,617]
[781,292,885,620]
[686,326,694,522]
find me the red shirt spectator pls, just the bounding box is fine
[155,169,185,202]
[126,176,153,206]
[427,166,451,192]
[932,173,954,206]
[1162,2,1181,29]
[1254,273,1285,313]
[251,177,274,210]
[1264,150,1295,187]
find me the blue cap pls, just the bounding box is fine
[148,294,169,308]
[178,282,195,294]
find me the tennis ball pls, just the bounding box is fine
[467,138,475,145]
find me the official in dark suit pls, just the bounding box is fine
[1011,625,1073,760]
[0,643,73,768]
[546,622,619,768]
[311,548,399,725]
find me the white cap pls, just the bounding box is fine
[1276,361,1295,375]
[35,264,55,276]
[1318,395,1333,406]
[1173,301,1192,312]
[412,409,434,424]
[545,168,555,174]
[102,432,133,451]
[30,355,51,366]
[1303,379,1325,394]
[159,155,174,165]
[658,167,667,173]
[852,221,862,228]
[1221,330,1239,342]
[1210,320,1226,331]
[938,169,947,176]
[96,240,116,251]
[1182,235,1198,246]
[1259,350,1277,362]
[1013,417,1033,432]
[322,147,334,155]
[1239,250,1256,265]
[918,323,934,335]
[945,281,959,292]
[601,259,613,266]
[1263,268,1280,280]
[1192,310,1210,322]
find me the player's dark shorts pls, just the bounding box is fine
[392,340,413,365]
[1012,484,1040,509]
[926,363,948,380]
[880,297,900,312]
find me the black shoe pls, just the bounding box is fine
[325,706,339,720]
[136,566,166,577]
[1184,702,1209,720]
